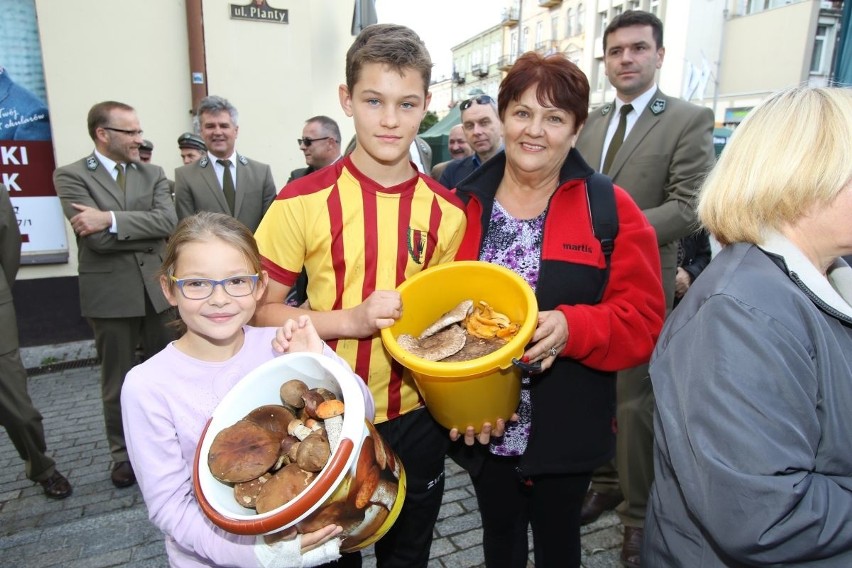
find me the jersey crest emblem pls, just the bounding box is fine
[407,228,428,265]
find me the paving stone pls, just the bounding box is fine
[2,355,624,567]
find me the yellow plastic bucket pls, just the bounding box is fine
[381,261,538,432]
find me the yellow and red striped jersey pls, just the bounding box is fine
[255,156,467,423]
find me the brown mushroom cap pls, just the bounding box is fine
[279,379,309,409]
[418,299,474,339]
[243,405,297,440]
[397,324,466,361]
[208,420,281,483]
[314,387,337,401]
[301,390,326,420]
[233,472,271,508]
[295,431,331,473]
[342,505,390,551]
[316,399,345,419]
[255,463,316,514]
[296,499,365,535]
[354,464,381,509]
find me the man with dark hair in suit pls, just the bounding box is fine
[574,10,716,567]
[53,101,177,488]
[288,115,342,183]
[0,185,71,499]
[174,95,276,232]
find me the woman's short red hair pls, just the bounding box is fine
[498,52,590,129]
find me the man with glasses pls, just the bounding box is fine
[53,101,177,489]
[174,95,276,232]
[288,115,342,183]
[438,94,503,189]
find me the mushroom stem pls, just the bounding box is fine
[287,419,313,441]
[325,416,343,452]
[369,478,399,511]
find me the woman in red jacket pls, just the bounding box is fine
[450,52,665,568]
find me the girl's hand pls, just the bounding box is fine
[273,315,324,354]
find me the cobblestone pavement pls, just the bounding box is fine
[1,343,623,567]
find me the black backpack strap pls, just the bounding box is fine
[586,173,619,302]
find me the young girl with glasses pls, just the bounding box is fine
[121,211,374,568]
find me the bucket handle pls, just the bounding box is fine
[511,358,542,374]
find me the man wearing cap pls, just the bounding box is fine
[177,132,206,165]
[138,140,154,163]
[174,95,276,232]
[287,116,342,183]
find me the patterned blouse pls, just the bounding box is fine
[479,199,545,457]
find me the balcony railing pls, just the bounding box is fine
[538,0,563,7]
[497,54,517,71]
[471,63,489,78]
[452,71,466,85]
[534,40,560,54]
[501,7,519,27]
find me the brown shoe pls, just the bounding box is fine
[111,461,136,488]
[580,489,623,525]
[38,470,72,499]
[621,526,643,568]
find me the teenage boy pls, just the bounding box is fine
[254,24,467,567]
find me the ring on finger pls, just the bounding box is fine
[549,346,558,357]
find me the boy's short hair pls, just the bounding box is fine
[345,24,432,95]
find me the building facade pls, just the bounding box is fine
[454,0,845,124]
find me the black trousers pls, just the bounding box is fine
[322,407,450,568]
[472,453,591,568]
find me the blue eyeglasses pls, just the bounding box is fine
[170,274,259,299]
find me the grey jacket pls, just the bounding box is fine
[645,234,852,566]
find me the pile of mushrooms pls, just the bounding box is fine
[397,299,521,362]
[207,378,345,512]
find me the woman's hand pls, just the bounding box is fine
[522,310,569,372]
[448,413,519,446]
[273,315,324,354]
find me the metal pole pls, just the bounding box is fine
[712,8,728,117]
[516,0,524,59]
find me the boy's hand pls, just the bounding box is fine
[273,315,324,354]
[347,290,402,337]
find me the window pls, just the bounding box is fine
[650,0,660,16]
[577,4,584,33]
[599,10,609,38]
[510,31,518,58]
[810,22,834,74]
[536,21,543,46]
[613,5,623,17]
[746,0,765,12]
[552,16,559,41]
[628,0,642,9]
[596,59,607,92]
[566,8,573,36]
[523,26,529,51]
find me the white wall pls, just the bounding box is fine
[28,0,354,280]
